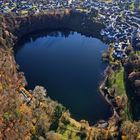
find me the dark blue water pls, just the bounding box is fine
[15,31,112,124]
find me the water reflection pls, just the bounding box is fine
[15,30,112,124]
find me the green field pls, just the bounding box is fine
[107,67,126,96]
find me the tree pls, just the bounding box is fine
[49,105,65,131]
[32,86,47,108]
[121,121,139,140]
[130,2,135,11]
[46,131,61,140]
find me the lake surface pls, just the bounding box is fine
[15,30,112,124]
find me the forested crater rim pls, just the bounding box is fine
[1,10,119,129]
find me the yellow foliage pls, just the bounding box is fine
[0,83,3,91]
[122,135,128,140]
[137,133,140,140]
[30,125,36,134]
[20,103,32,116]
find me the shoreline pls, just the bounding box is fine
[99,66,120,121]
[0,10,122,136]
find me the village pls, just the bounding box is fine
[98,0,140,59]
[0,0,140,59]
